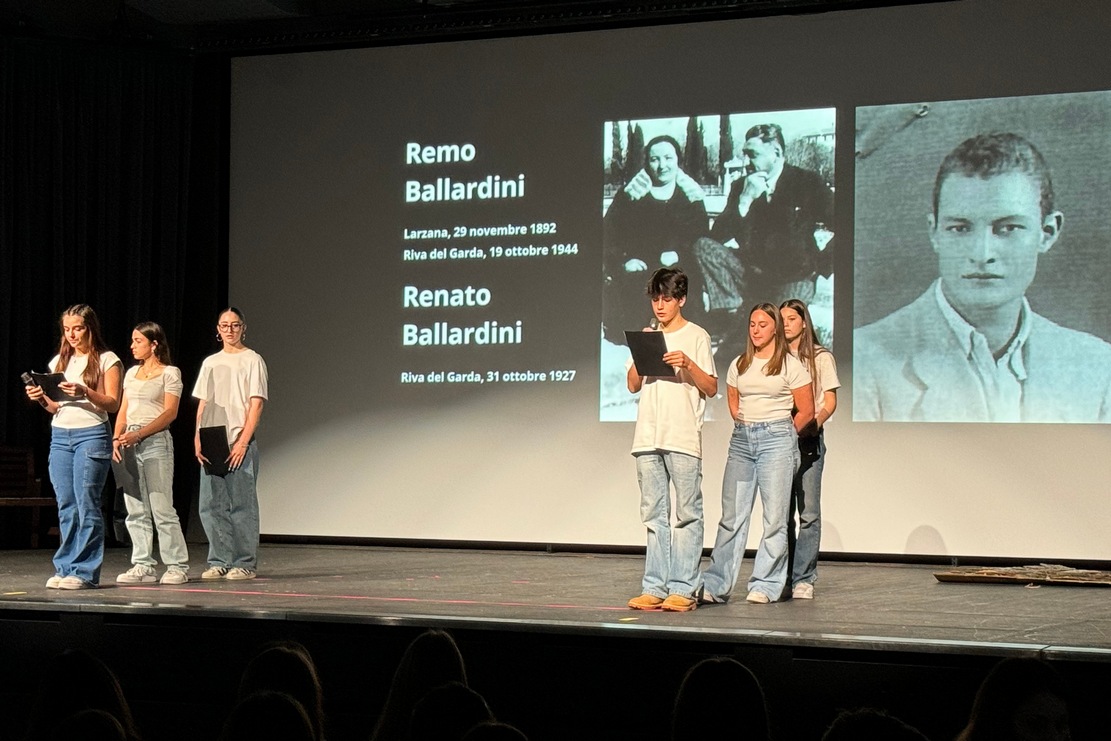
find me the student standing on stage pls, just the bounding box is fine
[193,307,268,580]
[626,268,718,613]
[780,299,839,600]
[701,303,813,605]
[113,322,190,585]
[25,304,122,589]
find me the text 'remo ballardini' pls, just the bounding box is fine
[404,142,525,203]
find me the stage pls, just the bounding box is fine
[2,544,1109,739]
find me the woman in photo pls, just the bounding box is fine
[193,307,268,580]
[701,303,813,604]
[781,299,840,600]
[25,304,121,589]
[113,321,190,585]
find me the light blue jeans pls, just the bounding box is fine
[49,422,112,584]
[703,417,799,602]
[124,429,189,571]
[789,431,825,588]
[635,450,704,599]
[199,440,260,570]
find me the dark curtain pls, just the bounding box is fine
[0,36,229,537]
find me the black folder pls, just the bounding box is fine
[624,330,674,377]
[28,372,68,402]
[199,426,231,476]
[111,445,142,499]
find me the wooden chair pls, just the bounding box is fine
[0,445,57,548]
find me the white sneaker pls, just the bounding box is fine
[745,591,771,604]
[226,567,257,580]
[201,566,229,580]
[792,583,814,600]
[59,576,96,590]
[116,564,157,584]
[160,568,189,585]
[46,575,63,589]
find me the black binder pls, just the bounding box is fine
[199,426,231,476]
[624,330,674,377]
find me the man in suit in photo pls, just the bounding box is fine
[854,132,1111,423]
[698,123,834,315]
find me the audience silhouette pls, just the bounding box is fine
[462,721,530,741]
[956,657,1072,741]
[49,708,128,741]
[370,629,468,741]
[408,680,494,741]
[672,657,769,740]
[220,689,316,741]
[16,642,1089,741]
[24,648,141,741]
[239,640,326,740]
[821,707,929,741]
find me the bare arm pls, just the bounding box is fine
[816,389,838,428]
[111,394,131,462]
[663,350,718,398]
[194,399,208,464]
[60,363,122,414]
[228,397,265,470]
[791,384,815,434]
[627,363,643,394]
[727,385,740,421]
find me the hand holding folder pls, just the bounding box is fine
[624,330,675,377]
[199,426,232,476]
[23,372,68,402]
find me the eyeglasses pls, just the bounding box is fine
[217,323,243,331]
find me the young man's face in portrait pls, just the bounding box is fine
[646,141,679,187]
[929,171,1062,317]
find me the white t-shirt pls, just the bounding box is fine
[727,353,811,423]
[630,322,716,458]
[123,365,183,427]
[811,349,841,414]
[49,351,122,429]
[192,349,268,446]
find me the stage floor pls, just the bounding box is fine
[2,543,1110,661]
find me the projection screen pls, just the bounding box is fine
[229,0,1111,559]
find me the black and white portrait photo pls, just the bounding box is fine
[854,92,1111,423]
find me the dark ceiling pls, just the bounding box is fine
[0,0,938,53]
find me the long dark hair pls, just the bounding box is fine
[134,321,172,365]
[735,303,789,378]
[53,304,110,389]
[780,298,828,403]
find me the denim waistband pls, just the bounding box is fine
[735,416,794,430]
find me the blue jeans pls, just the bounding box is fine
[789,431,825,588]
[703,418,799,601]
[49,423,112,584]
[635,450,704,598]
[199,440,260,570]
[124,429,189,570]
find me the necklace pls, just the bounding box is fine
[138,362,162,379]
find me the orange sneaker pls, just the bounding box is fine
[661,594,698,612]
[627,593,665,610]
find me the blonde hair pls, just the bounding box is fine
[735,303,790,378]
